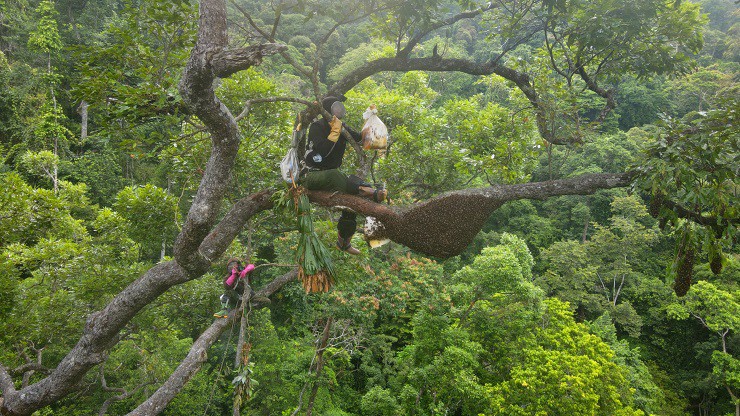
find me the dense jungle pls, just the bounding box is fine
[0,0,738,414]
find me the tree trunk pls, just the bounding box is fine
[306,317,333,416]
[78,100,88,142]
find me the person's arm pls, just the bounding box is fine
[224,268,239,288]
[238,264,255,279]
[343,122,362,143]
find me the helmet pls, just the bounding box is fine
[226,258,241,271]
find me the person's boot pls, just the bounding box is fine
[213,295,231,318]
[213,303,229,318]
[337,236,361,255]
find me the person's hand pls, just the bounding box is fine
[328,115,342,142]
[239,264,256,279]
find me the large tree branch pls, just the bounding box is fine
[308,172,634,258]
[0,365,16,402]
[327,55,577,146]
[174,0,284,275]
[660,198,736,237]
[575,63,615,123]
[126,269,298,416]
[329,56,535,101]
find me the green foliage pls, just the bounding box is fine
[19,150,58,185]
[636,96,738,253]
[27,0,62,55]
[62,148,124,205]
[360,386,399,416]
[113,184,179,259]
[550,0,705,80]
[444,95,539,184]
[539,196,659,336]
[0,257,19,320]
[664,64,738,117]
[589,313,666,414]
[0,0,736,414]
[667,280,740,412]
[615,76,670,130]
[668,280,740,335]
[292,190,335,292]
[487,299,644,416]
[0,172,75,245]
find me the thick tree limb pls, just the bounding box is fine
[9,364,49,377]
[126,269,298,416]
[330,56,535,102]
[661,199,736,237]
[308,172,634,258]
[575,64,615,123]
[174,0,284,275]
[199,190,274,262]
[0,365,16,401]
[327,55,577,145]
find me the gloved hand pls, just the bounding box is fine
[327,115,342,142]
[225,268,240,289]
[239,263,255,279]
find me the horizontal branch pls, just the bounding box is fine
[661,199,735,237]
[235,97,315,122]
[307,172,634,258]
[330,56,534,101]
[199,190,274,262]
[10,364,49,377]
[396,3,496,59]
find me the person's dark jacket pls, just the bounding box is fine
[304,118,362,170]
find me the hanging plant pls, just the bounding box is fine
[290,186,335,293]
[232,343,258,409]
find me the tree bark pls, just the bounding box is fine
[306,317,333,416]
[77,100,88,142]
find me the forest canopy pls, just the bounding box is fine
[0,0,737,415]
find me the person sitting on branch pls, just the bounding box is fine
[301,96,387,255]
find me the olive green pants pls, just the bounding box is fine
[302,169,359,240]
[302,169,353,193]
